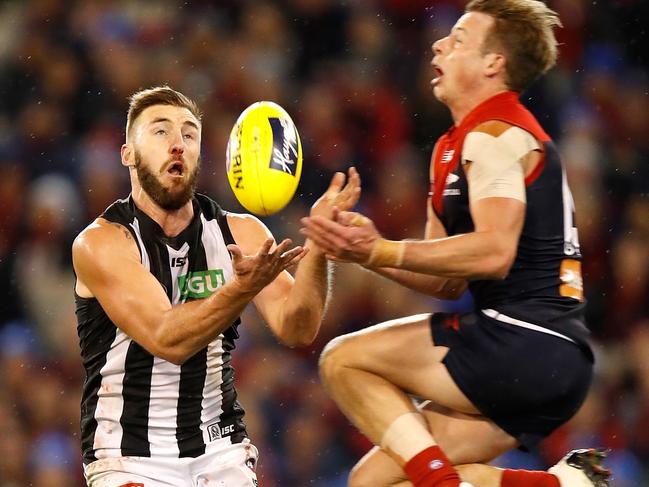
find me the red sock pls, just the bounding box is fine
[403,445,461,487]
[501,469,560,487]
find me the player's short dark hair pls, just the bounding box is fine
[466,0,562,92]
[126,86,202,140]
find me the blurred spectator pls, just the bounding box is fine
[14,174,80,358]
[0,1,647,485]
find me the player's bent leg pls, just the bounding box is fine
[345,403,607,487]
[419,402,517,465]
[348,450,569,487]
[348,446,409,487]
[325,311,601,487]
[319,313,496,486]
[455,465,503,486]
[319,314,479,445]
[348,448,503,487]
[347,404,516,487]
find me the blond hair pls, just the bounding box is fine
[466,0,562,92]
[126,86,202,140]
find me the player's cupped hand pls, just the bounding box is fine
[227,238,308,293]
[300,209,379,264]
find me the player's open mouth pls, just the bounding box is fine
[166,161,185,177]
[432,64,444,85]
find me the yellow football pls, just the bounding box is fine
[226,101,303,216]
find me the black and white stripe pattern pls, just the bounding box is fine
[77,195,247,464]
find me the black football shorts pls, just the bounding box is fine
[430,310,593,450]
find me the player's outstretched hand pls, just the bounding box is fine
[309,167,361,220]
[300,209,379,264]
[227,238,308,293]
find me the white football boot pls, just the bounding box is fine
[548,448,612,487]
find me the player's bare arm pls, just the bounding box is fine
[301,197,525,280]
[363,196,468,299]
[230,168,361,347]
[300,122,536,280]
[73,217,303,365]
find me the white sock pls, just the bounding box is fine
[380,411,435,462]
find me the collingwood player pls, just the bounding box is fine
[73,86,360,486]
[301,1,610,487]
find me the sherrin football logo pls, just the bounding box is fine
[226,101,303,216]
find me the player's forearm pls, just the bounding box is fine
[154,281,256,364]
[370,231,516,280]
[369,266,467,299]
[278,244,331,346]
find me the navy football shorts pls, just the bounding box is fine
[430,310,593,450]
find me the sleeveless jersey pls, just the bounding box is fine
[76,194,247,465]
[429,91,590,348]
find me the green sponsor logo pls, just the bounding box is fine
[178,269,226,299]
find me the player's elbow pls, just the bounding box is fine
[277,321,320,348]
[275,309,322,348]
[152,331,192,365]
[486,250,516,280]
[152,344,190,365]
[280,334,316,348]
[161,350,188,366]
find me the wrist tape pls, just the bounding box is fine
[367,239,406,268]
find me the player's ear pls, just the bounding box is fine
[121,143,134,168]
[484,52,506,78]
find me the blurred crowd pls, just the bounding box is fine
[0,0,647,486]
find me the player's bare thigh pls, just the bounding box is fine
[348,404,515,487]
[320,313,478,415]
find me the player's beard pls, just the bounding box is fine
[134,150,200,211]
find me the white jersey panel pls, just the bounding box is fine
[92,329,130,459]
[199,214,235,445]
[145,242,190,456]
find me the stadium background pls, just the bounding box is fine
[0,0,647,485]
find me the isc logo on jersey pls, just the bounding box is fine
[207,422,235,442]
[226,101,303,216]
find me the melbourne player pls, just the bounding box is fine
[301,1,609,486]
[73,86,360,486]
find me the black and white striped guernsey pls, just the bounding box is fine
[76,194,247,465]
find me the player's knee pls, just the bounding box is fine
[348,461,377,487]
[318,335,352,386]
[348,460,404,487]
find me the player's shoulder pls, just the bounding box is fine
[226,212,272,237]
[73,218,138,263]
[471,120,514,137]
[226,212,274,252]
[466,120,539,156]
